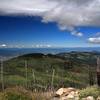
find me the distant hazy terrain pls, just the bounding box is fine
[0,47,100,57]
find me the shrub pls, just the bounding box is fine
[79,86,100,99]
[0,87,32,100]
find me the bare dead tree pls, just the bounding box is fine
[97,57,100,86]
[88,65,94,86]
[0,59,4,91]
[51,69,55,90]
[25,60,28,88]
[32,69,35,84]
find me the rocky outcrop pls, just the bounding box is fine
[56,87,77,96]
[53,87,100,100]
[54,87,79,100]
[87,96,94,100]
[97,97,100,100]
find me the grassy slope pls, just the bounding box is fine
[0,52,100,90]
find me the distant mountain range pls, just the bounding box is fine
[0,47,100,57]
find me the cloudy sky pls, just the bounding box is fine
[0,0,100,48]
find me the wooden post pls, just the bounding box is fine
[0,59,4,91]
[25,60,28,88]
[32,69,35,84]
[97,57,100,86]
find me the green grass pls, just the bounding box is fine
[0,52,98,90]
[0,87,32,100]
[4,75,26,85]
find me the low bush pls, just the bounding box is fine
[79,85,100,99]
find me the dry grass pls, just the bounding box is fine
[0,86,54,100]
[32,91,54,100]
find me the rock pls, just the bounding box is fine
[81,96,95,100]
[56,88,66,96]
[55,90,79,100]
[86,96,94,100]
[66,91,79,100]
[56,87,76,96]
[60,96,68,100]
[55,87,79,100]
[67,92,75,99]
[97,96,100,100]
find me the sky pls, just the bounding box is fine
[0,0,100,48]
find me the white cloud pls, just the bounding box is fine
[71,31,83,37]
[46,45,51,48]
[88,37,100,44]
[0,44,7,47]
[75,32,83,37]
[2,44,6,46]
[32,44,52,48]
[88,32,100,44]
[0,0,100,36]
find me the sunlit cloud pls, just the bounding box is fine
[88,37,100,44]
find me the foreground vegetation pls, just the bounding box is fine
[0,86,52,100]
[79,86,100,99]
[0,86,99,100]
